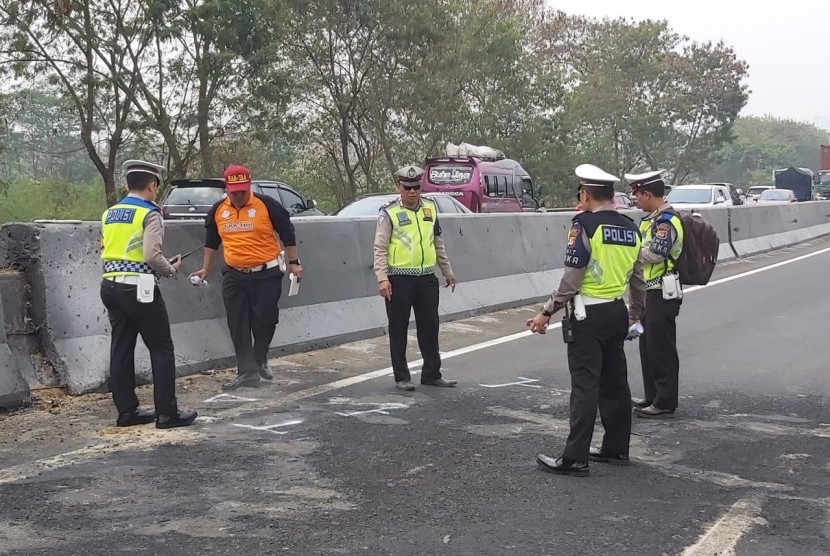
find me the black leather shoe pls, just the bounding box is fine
[631,397,652,409]
[588,447,630,466]
[258,361,274,380]
[222,372,261,390]
[421,378,457,387]
[156,409,197,429]
[634,405,676,419]
[536,454,590,476]
[116,409,156,427]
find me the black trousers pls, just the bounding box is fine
[100,279,178,416]
[222,266,283,376]
[385,274,442,383]
[563,299,632,462]
[639,290,682,410]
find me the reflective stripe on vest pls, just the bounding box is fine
[580,222,642,299]
[101,197,158,277]
[640,213,684,289]
[385,199,438,276]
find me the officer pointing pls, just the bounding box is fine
[99,160,197,429]
[373,165,457,391]
[528,164,646,476]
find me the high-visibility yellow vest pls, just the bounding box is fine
[576,211,642,299]
[640,212,684,289]
[383,198,438,276]
[100,197,159,278]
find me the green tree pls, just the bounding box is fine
[698,116,830,185]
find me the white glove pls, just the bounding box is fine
[626,322,644,341]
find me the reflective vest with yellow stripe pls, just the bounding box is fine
[100,196,159,278]
[383,198,438,276]
[575,211,642,299]
[639,212,684,289]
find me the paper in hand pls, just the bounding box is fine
[288,272,300,296]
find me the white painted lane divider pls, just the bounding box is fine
[680,495,768,556]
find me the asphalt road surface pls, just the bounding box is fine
[1,238,829,556]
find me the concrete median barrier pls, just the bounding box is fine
[729,202,830,257]
[1,201,830,403]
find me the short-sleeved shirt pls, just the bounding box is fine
[205,193,296,269]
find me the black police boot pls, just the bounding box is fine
[258,361,274,380]
[588,447,631,466]
[631,397,652,409]
[156,409,197,429]
[222,371,261,390]
[536,454,590,476]
[116,408,156,427]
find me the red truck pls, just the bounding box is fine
[817,145,830,199]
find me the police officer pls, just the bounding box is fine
[100,160,197,429]
[626,169,684,418]
[528,164,646,476]
[373,165,458,391]
[190,164,302,390]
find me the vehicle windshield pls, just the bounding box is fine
[760,190,791,200]
[164,187,225,205]
[746,187,769,196]
[427,164,474,185]
[818,173,830,186]
[666,188,712,204]
[336,196,397,217]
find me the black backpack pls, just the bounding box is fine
[664,209,720,286]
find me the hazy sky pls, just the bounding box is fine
[549,0,830,129]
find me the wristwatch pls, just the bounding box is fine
[288,258,301,265]
[542,307,555,317]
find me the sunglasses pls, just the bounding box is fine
[401,183,421,191]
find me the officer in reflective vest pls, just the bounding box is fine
[528,164,646,476]
[373,164,458,391]
[100,160,197,429]
[626,169,685,419]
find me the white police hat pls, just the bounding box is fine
[395,164,424,183]
[122,159,163,181]
[625,169,665,189]
[575,164,620,187]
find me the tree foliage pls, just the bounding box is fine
[0,0,755,213]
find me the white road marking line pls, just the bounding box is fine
[480,377,542,389]
[204,393,259,403]
[231,419,303,436]
[680,495,768,556]
[334,403,409,417]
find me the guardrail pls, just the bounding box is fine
[1,202,829,405]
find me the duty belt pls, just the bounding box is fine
[646,276,663,288]
[388,266,436,277]
[103,260,154,275]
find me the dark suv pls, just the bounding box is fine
[160,178,323,220]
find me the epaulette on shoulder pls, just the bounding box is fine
[379,198,397,212]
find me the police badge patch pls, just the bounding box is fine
[422,207,433,222]
[396,212,411,226]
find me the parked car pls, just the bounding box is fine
[707,182,746,205]
[757,188,797,205]
[665,184,733,210]
[160,178,323,220]
[573,191,634,212]
[745,185,774,203]
[334,193,473,217]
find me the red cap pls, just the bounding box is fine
[223,164,252,192]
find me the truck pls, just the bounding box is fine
[773,166,814,202]
[816,145,830,200]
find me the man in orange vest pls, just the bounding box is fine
[190,165,303,390]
